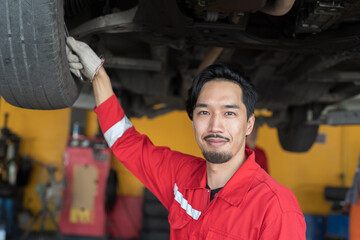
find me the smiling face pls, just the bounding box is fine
[192,79,255,164]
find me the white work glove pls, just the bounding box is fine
[66,37,104,82]
[66,45,83,79]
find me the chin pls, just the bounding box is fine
[202,151,232,164]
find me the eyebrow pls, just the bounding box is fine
[224,104,240,109]
[195,103,240,109]
[195,103,208,108]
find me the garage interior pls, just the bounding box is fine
[1,0,360,239]
[0,94,359,240]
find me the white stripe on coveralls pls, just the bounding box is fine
[104,116,133,148]
[174,183,201,220]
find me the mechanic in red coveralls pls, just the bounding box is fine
[66,37,306,239]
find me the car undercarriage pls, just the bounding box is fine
[1,0,360,152]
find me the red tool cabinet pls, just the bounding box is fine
[59,137,110,238]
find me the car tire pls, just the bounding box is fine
[277,106,319,152]
[0,0,81,109]
[277,124,319,152]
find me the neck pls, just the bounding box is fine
[206,151,246,189]
[246,141,255,150]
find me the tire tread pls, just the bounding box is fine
[0,0,80,109]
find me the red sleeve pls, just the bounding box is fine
[94,94,193,209]
[94,94,125,133]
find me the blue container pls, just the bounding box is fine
[304,214,325,240]
[326,213,349,240]
[0,198,14,235]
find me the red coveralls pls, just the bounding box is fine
[95,94,306,240]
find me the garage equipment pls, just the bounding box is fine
[324,186,350,240]
[59,136,110,238]
[325,186,349,212]
[0,113,20,184]
[20,159,63,240]
[0,113,20,237]
[304,214,325,240]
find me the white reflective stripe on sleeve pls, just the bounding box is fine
[104,116,133,148]
[174,183,201,220]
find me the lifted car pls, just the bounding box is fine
[1,0,360,152]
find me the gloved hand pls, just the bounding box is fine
[66,45,83,79]
[66,37,104,82]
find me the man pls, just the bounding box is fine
[246,126,269,174]
[66,37,306,239]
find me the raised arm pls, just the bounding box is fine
[92,67,114,106]
[66,37,186,208]
[66,37,114,106]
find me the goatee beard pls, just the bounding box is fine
[203,151,232,164]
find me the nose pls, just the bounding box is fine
[207,113,224,133]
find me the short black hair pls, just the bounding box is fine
[186,63,258,120]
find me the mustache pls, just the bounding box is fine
[203,134,230,141]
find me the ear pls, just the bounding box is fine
[245,114,255,136]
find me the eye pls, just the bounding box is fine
[225,112,236,116]
[198,110,209,115]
